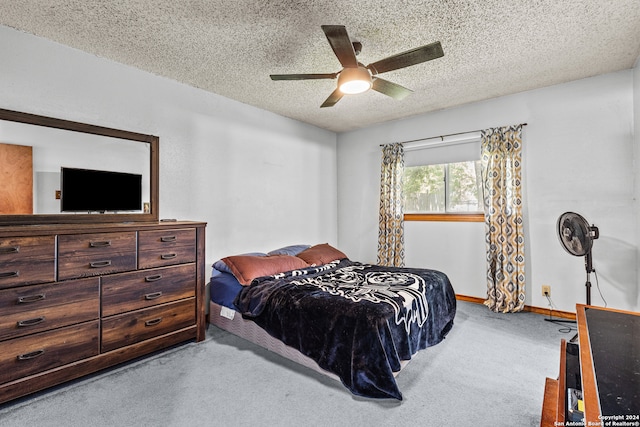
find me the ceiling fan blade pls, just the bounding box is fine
[321,25,358,68]
[367,41,444,75]
[270,73,337,81]
[371,77,413,100]
[320,88,343,108]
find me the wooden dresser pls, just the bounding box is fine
[540,304,640,426]
[0,221,206,404]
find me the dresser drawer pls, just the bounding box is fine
[0,321,100,385]
[0,277,99,341]
[58,232,137,280]
[101,298,195,352]
[102,264,196,317]
[138,228,196,269]
[0,236,55,289]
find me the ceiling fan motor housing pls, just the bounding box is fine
[352,41,362,56]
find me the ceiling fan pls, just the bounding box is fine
[270,25,444,108]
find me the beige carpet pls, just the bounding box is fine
[0,301,570,427]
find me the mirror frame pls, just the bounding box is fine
[0,108,159,225]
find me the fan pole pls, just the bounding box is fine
[585,252,593,305]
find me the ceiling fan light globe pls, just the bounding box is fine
[338,67,372,95]
[340,80,371,94]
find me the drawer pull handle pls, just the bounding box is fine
[161,253,177,260]
[17,317,46,327]
[17,349,45,361]
[145,291,163,300]
[145,274,163,282]
[161,236,177,243]
[0,271,19,279]
[145,317,163,327]
[0,246,19,254]
[17,294,46,304]
[89,240,112,248]
[90,260,112,268]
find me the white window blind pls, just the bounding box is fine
[403,132,481,167]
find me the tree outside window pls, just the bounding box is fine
[403,160,483,213]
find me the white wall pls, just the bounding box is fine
[0,25,338,266]
[338,70,637,313]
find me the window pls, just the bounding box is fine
[403,160,483,219]
[401,131,484,221]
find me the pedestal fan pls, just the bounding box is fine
[557,212,599,305]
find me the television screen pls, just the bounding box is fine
[60,167,142,212]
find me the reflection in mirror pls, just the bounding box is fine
[0,108,158,225]
[0,119,150,214]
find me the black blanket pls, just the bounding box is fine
[234,259,456,400]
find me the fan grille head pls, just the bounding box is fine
[557,212,593,256]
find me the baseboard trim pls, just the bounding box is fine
[455,294,576,320]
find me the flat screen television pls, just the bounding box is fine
[60,167,142,213]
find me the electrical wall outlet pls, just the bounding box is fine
[542,285,551,297]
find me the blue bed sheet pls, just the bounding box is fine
[209,269,243,310]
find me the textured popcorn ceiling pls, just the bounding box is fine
[1,1,639,133]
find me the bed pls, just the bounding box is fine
[208,243,456,400]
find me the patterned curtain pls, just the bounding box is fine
[481,125,525,313]
[377,143,405,267]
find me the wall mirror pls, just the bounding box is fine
[0,108,158,225]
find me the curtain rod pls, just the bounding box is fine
[379,123,528,146]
